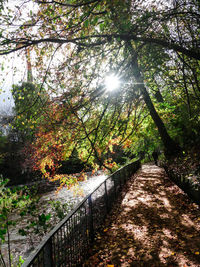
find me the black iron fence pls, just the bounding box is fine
[22,160,140,267]
[164,165,200,205]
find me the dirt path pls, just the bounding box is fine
[84,164,200,267]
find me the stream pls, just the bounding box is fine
[1,172,106,266]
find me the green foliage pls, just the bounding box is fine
[0,175,33,266]
[0,174,73,265]
[1,0,200,171]
[49,200,73,220]
[17,197,73,249]
[12,82,47,141]
[16,256,25,267]
[0,177,30,242]
[0,2,200,265]
[1,1,200,265]
[18,212,51,236]
[18,195,51,243]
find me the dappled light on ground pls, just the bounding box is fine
[85,164,200,266]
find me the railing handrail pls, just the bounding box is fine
[22,160,140,266]
[23,174,106,266]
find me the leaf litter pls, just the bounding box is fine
[84,164,200,267]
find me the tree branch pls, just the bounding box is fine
[1,33,199,60]
[36,0,101,8]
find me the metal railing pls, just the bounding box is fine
[22,160,140,267]
[164,165,200,205]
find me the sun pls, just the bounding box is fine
[105,74,120,91]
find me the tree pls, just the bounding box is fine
[129,48,180,156]
[25,83,146,178]
[0,0,199,178]
[12,82,48,141]
[0,0,199,59]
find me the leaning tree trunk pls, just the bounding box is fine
[128,45,181,157]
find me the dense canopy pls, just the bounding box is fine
[0,0,200,182]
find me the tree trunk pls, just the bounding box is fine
[128,46,181,157]
[154,90,164,103]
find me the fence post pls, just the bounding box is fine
[44,237,53,267]
[88,195,94,243]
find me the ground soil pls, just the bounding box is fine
[84,164,200,267]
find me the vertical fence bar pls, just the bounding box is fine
[88,195,94,243]
[70,217,73,265]
[83,204,89,259]
[104,180,109,213]
[66,220,70,264]
[43,237,53,267]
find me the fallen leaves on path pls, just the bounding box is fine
[84,164,200,267]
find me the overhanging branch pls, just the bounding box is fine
[0,33,199,60]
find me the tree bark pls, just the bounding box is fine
[128,46,181,157]
[154,90,164,103]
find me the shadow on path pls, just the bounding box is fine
[85,164,200,267]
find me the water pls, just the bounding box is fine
[1,172,107,266]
